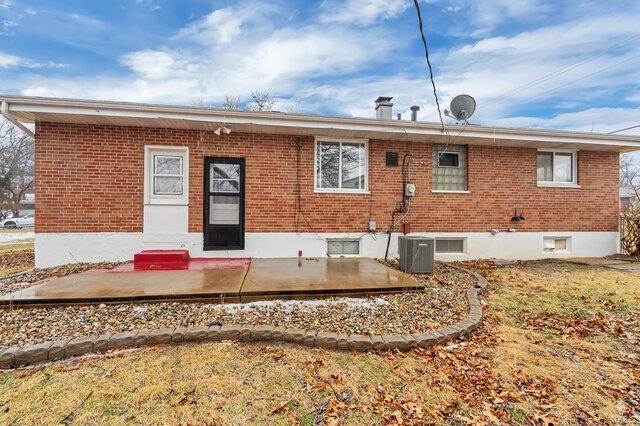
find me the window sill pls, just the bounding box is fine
[314,189,370,195]
[537,182,580,189]
[431,190,471,194]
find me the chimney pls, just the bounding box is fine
[375,96,393,120]
[410,105,420,121]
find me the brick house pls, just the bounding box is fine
[2,95,639,268]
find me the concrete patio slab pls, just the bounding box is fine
[0,257,424,308]
[240,257,423,301]
[1,268,247,307]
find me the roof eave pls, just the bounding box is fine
[2,95,640,151]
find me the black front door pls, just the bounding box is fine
[204,157,245,250]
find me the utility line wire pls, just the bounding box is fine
[482,51,640,116]
[483,34,640,108]
[413,0,445,132]
[608,124,640,134]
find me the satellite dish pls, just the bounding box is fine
[448,94,476,121]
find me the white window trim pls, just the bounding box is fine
[543,236,572,253]
[144,145,189,205]
[434,237,467,255]
[437,151,460,168]
[537,149,579,188]
[431,190,471,194]
[314,137,369,194]
[326,238,361,257]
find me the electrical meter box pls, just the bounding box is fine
[404,182,416,197]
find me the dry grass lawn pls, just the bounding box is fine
[0,261,638,424]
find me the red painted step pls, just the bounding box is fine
[133,250,190,271]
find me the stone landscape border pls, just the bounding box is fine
[0,265,488,369]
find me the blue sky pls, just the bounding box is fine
[1,0,640,135]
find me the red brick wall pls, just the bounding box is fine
[35,122,619,234]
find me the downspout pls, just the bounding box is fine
[0,101,35,138]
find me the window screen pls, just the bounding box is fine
[327,239,360,255]
[435,239,464,254]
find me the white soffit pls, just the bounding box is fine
[2,95,640,151]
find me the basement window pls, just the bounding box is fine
[315,138,368,193]
[327,239,360,256]
[435,238,465,254]
[537,150,578,186]
[145,146,189,205]
[543,237,570,253]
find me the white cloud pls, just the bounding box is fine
[120,50,198,80]
[241,27,390,82]
[319,0,409,25]
[0,51,68,69]
[0,0,13,9]
[490,107,640,134]
[441,0,552,36]
[0,51,21,68]
[1,19,18,35]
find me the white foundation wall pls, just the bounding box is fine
[35,231,619,268]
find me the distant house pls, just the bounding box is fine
[1,95,640,268]
[620,186,638,210]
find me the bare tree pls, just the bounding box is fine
[222,95,241,110]
[0,118,35,219]
[619,153,640,255]
[620,153,639,187]
[249,90,276,112]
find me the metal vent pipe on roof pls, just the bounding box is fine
[410,105,420,122]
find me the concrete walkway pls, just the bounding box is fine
[565,256,640,274]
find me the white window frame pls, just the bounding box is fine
[144,145,189,205]
[434,237,466,255]
[437,151,460,168]
[314,137,369,194]
[326,238,361,257]
[537,149,579,188]
[543,236,571,253]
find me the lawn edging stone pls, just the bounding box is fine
[0,264,488,369]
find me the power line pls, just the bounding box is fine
[412,0,445,132]
[483,34,640,108]
[608,124,640,134]
[482,51,640,116]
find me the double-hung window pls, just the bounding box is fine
[537,150,578,186]
[145,146,189,205]
[315,139,368,193]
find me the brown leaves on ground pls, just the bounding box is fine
[0,249,34,271]
[518,310,637,343]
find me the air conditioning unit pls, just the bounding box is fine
[398,236,434,274]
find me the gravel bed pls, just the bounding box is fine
[0,261,475,350]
